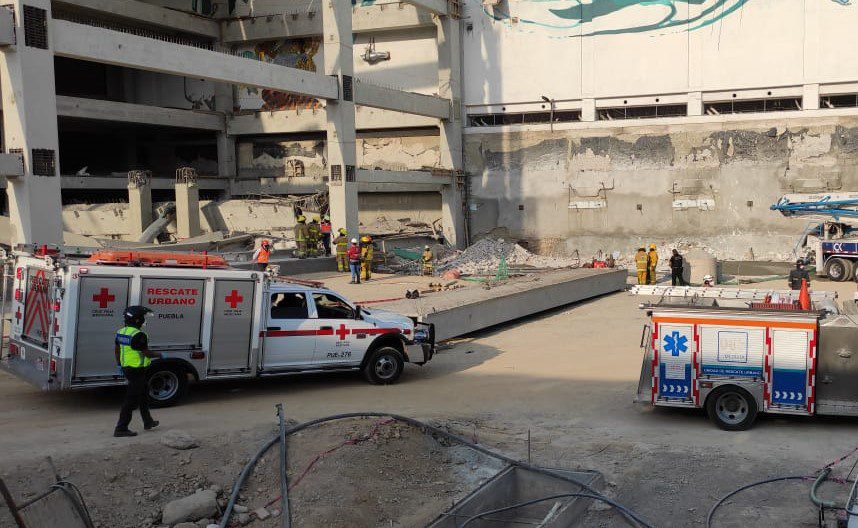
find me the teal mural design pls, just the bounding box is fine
[480,0,851,37]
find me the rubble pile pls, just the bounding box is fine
[438,238,580,275]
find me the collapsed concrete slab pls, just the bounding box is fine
[376,268,626,341]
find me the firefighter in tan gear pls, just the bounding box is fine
[422,245,434,276]
[360,235,374,281]
[333,228,349,272]
[634,247,648,285]
[307,217,321,258]
[114,306,162,437]
[647,244,659,285]
[294,216,309,258]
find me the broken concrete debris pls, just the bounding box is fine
[161,489,218,525]
[161,430,199,451]
[437,237,581,275]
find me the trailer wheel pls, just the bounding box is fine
[706,386,757,431]
[147,366,188,408]
[363,347,404,385]
[825,258,852,282]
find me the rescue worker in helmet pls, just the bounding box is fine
[422,245,434,276]
[294,215,309,259]
[634,247,648,285]
[347,238,362,284]
[333,228,349,272]
[360,235,374,281]
[320,215,332,256]
[307,217,321,258]
[114,306,162,438]
[789,259,811,291]
[253,239,271,271]
[647,244,659,285]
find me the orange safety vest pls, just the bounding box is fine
[257,247,270,264]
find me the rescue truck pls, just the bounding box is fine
[0,249,435,406]
[634,289,858,430]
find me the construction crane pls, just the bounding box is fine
[771,193,858,281]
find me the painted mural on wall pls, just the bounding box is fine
[480,0,851,37]
[236,38,322,111]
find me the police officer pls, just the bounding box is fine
[114,306,162,437]
[789,259,811,290]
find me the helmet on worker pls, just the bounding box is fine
[360,236,371,243]
[313,216,320,223]
[796,258,804,268]
[323,214,330,221]
[338,228,347,236]
[262,239,270,246]
[124,305,152,328]
[297,215,306,223]
[350,238,358,244]
[649,244,657,250]
[425,245,430,250]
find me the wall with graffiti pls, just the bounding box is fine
[465,0,858,106]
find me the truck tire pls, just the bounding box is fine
[147,365,188,408]
[706,386,757,431]
[363,347,404,385]
[825,258,852,282]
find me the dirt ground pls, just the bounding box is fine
[2,271,858,527]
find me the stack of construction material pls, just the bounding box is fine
[438,238,579,275]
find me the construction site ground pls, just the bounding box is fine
[3,272,858,527]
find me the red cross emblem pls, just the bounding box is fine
[225,290,244,309]
[92,288,115,309]
[336,324,349,341]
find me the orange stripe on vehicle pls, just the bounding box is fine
[652,317,816,330]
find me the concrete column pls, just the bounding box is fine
[581,98,596,122]
[437,15,465,248]
[215,82,236,182]
[323,0,358,238]
[127,171,152,240]
[175,180,202,239]
[0,0,63,246]
[803,84,821,111]
[687,92,704,116]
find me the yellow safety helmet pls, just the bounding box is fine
[314,216,321,222]
[338,228,347,236]
[297,215,306,223]
[360,236,371,243]
[649,244,657,250]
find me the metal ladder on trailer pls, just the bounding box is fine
[630,285,838,302]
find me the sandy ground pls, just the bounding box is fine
[1,271,858,527]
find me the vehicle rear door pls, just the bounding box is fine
[310,292,360,366]
[261,291,317,369]
[209,280,255,373]
[74,276,130,380]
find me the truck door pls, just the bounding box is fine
[74,277,130,379]
[262,291,317,369]
[310,292,358,365]
[656,323,694,402]
[769,329,811,410]
[209,280,255,373]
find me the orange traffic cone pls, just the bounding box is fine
[799,278,811,310]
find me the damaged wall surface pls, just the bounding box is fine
[465,115,858,260]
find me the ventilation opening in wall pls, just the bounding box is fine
[597,104,686,121]
[467,110,581,127]
[704,97,801,115]
[821,94,858,109]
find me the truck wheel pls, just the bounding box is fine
[363,347,404,385]
[147,366,188,408]
[706,386,757,431]
[825,258,852,282]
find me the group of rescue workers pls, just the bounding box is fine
[292,214,333,259]
[634,245,689,286]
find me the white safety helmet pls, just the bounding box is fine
[703,274,714,284]
[351,238,358,244]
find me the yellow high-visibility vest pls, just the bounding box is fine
[116,326,150,368]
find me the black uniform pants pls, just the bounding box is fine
[671,269,686,286]
[116,367,153,431]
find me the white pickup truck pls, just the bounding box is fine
[0,250,435,406]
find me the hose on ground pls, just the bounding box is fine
[706,476,811,528]
[456,492,651,528]
[218,412,655,528]
[810,467,840,510]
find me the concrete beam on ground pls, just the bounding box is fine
[56,96,224,131]
[353,81,451,120]
[221,3,434,43]
[379,269,627,341]
[0,153,24,177]
[228,107,437,135]
[54,0,220,39]
[357,169,452,186]
[400,0,448,16]
[52,20,339,100]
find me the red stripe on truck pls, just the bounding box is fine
[261,328,402,338]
